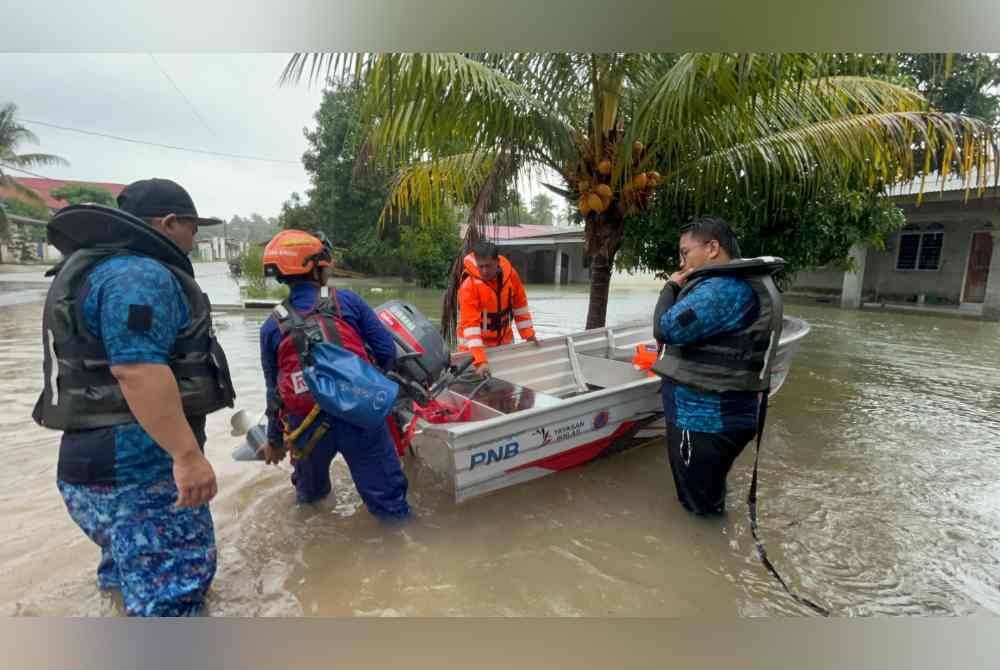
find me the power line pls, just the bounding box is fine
[21,119,302,165]
[148,53,217,138]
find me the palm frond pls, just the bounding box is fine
[631,54,821,136]
[379,151,498,228]
[285,53,575,167]
[649,77,930,173]
[2,152,69,169]
[663,110,998,211]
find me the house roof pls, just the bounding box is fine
[887,170,1000,200]
[459,224,583,241]
[0,177,127,211]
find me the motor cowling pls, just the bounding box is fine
[374,300,449,387]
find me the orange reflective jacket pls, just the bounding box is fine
[457,253,535,366]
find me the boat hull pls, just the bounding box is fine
[409,316,810,503]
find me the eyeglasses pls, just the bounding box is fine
[142,216,198,233]
[176,217,199,233]
[678,240,712,262]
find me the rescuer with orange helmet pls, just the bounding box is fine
[257,229,409,520]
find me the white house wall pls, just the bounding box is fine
[863,204,997,304]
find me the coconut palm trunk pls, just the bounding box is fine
[583,207,628,329]
[585,251,613,329]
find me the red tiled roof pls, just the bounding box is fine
[459,224,583,240]
[0,177,126,211]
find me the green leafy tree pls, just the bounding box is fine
[529,193,556,226]
[50,184,116,207]
[225,213,281,244]
[620,179,905,282]
[249,213,280,243]
[342,227,408,277]
[275,192,318,231]
[234,243,288,300]
[1,196,48,220]
[300,82,395,254]
[283,53,996,333]
[894,53,1000,126]
[399,203,461,288]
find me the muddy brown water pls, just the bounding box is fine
[1,263,998,616]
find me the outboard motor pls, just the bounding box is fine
[375,300,451,390]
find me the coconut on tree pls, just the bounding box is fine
[281,53,998,335]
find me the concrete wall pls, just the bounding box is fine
[528,248,554,283]
[790,268,844,293]
[984,234,1000,319]
[788,199,1000,308]
[863,204,998,304]
[196,241,214,261]
[563,245,588,283]
[1,221,55,262]
[500,242,588,284]
[506,249,529,279]
[193,236,248,262]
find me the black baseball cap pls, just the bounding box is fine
[117,178,222,226]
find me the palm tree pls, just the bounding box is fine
[0,102,68,205]
[281,54,998,333]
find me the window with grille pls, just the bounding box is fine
[896,231,943,270]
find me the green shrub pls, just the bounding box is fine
[235,244,288,300]
[399,207,461,289]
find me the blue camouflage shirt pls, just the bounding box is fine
[658,275,760,433]
[56,255,191,487]
[259,283,397,444]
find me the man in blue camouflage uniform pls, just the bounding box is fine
[50,179,226,616]
[657,217,761,515]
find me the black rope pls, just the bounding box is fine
[748,394,831,616]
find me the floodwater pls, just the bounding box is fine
[1,262,998,616]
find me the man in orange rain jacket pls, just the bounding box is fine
[457,241,538,377]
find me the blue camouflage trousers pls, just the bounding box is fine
[58,477,216,617]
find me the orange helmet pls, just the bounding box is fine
[262,229,333,278]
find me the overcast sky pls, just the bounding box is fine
[2,53,324,220]
[2,52,563,224]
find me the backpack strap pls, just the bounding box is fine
[329,287,342,317]
[272,297,304,334]
[274,291,349,367]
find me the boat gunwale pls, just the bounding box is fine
[421,315,811,441]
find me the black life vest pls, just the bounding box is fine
[651,257,785,393]
[33,204,236,431]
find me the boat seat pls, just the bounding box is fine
[575,354,648,388]
[486,337,583,397]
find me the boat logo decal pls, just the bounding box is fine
[534,419,586,447]
[470,440,519,470]
[592,410,610,430]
